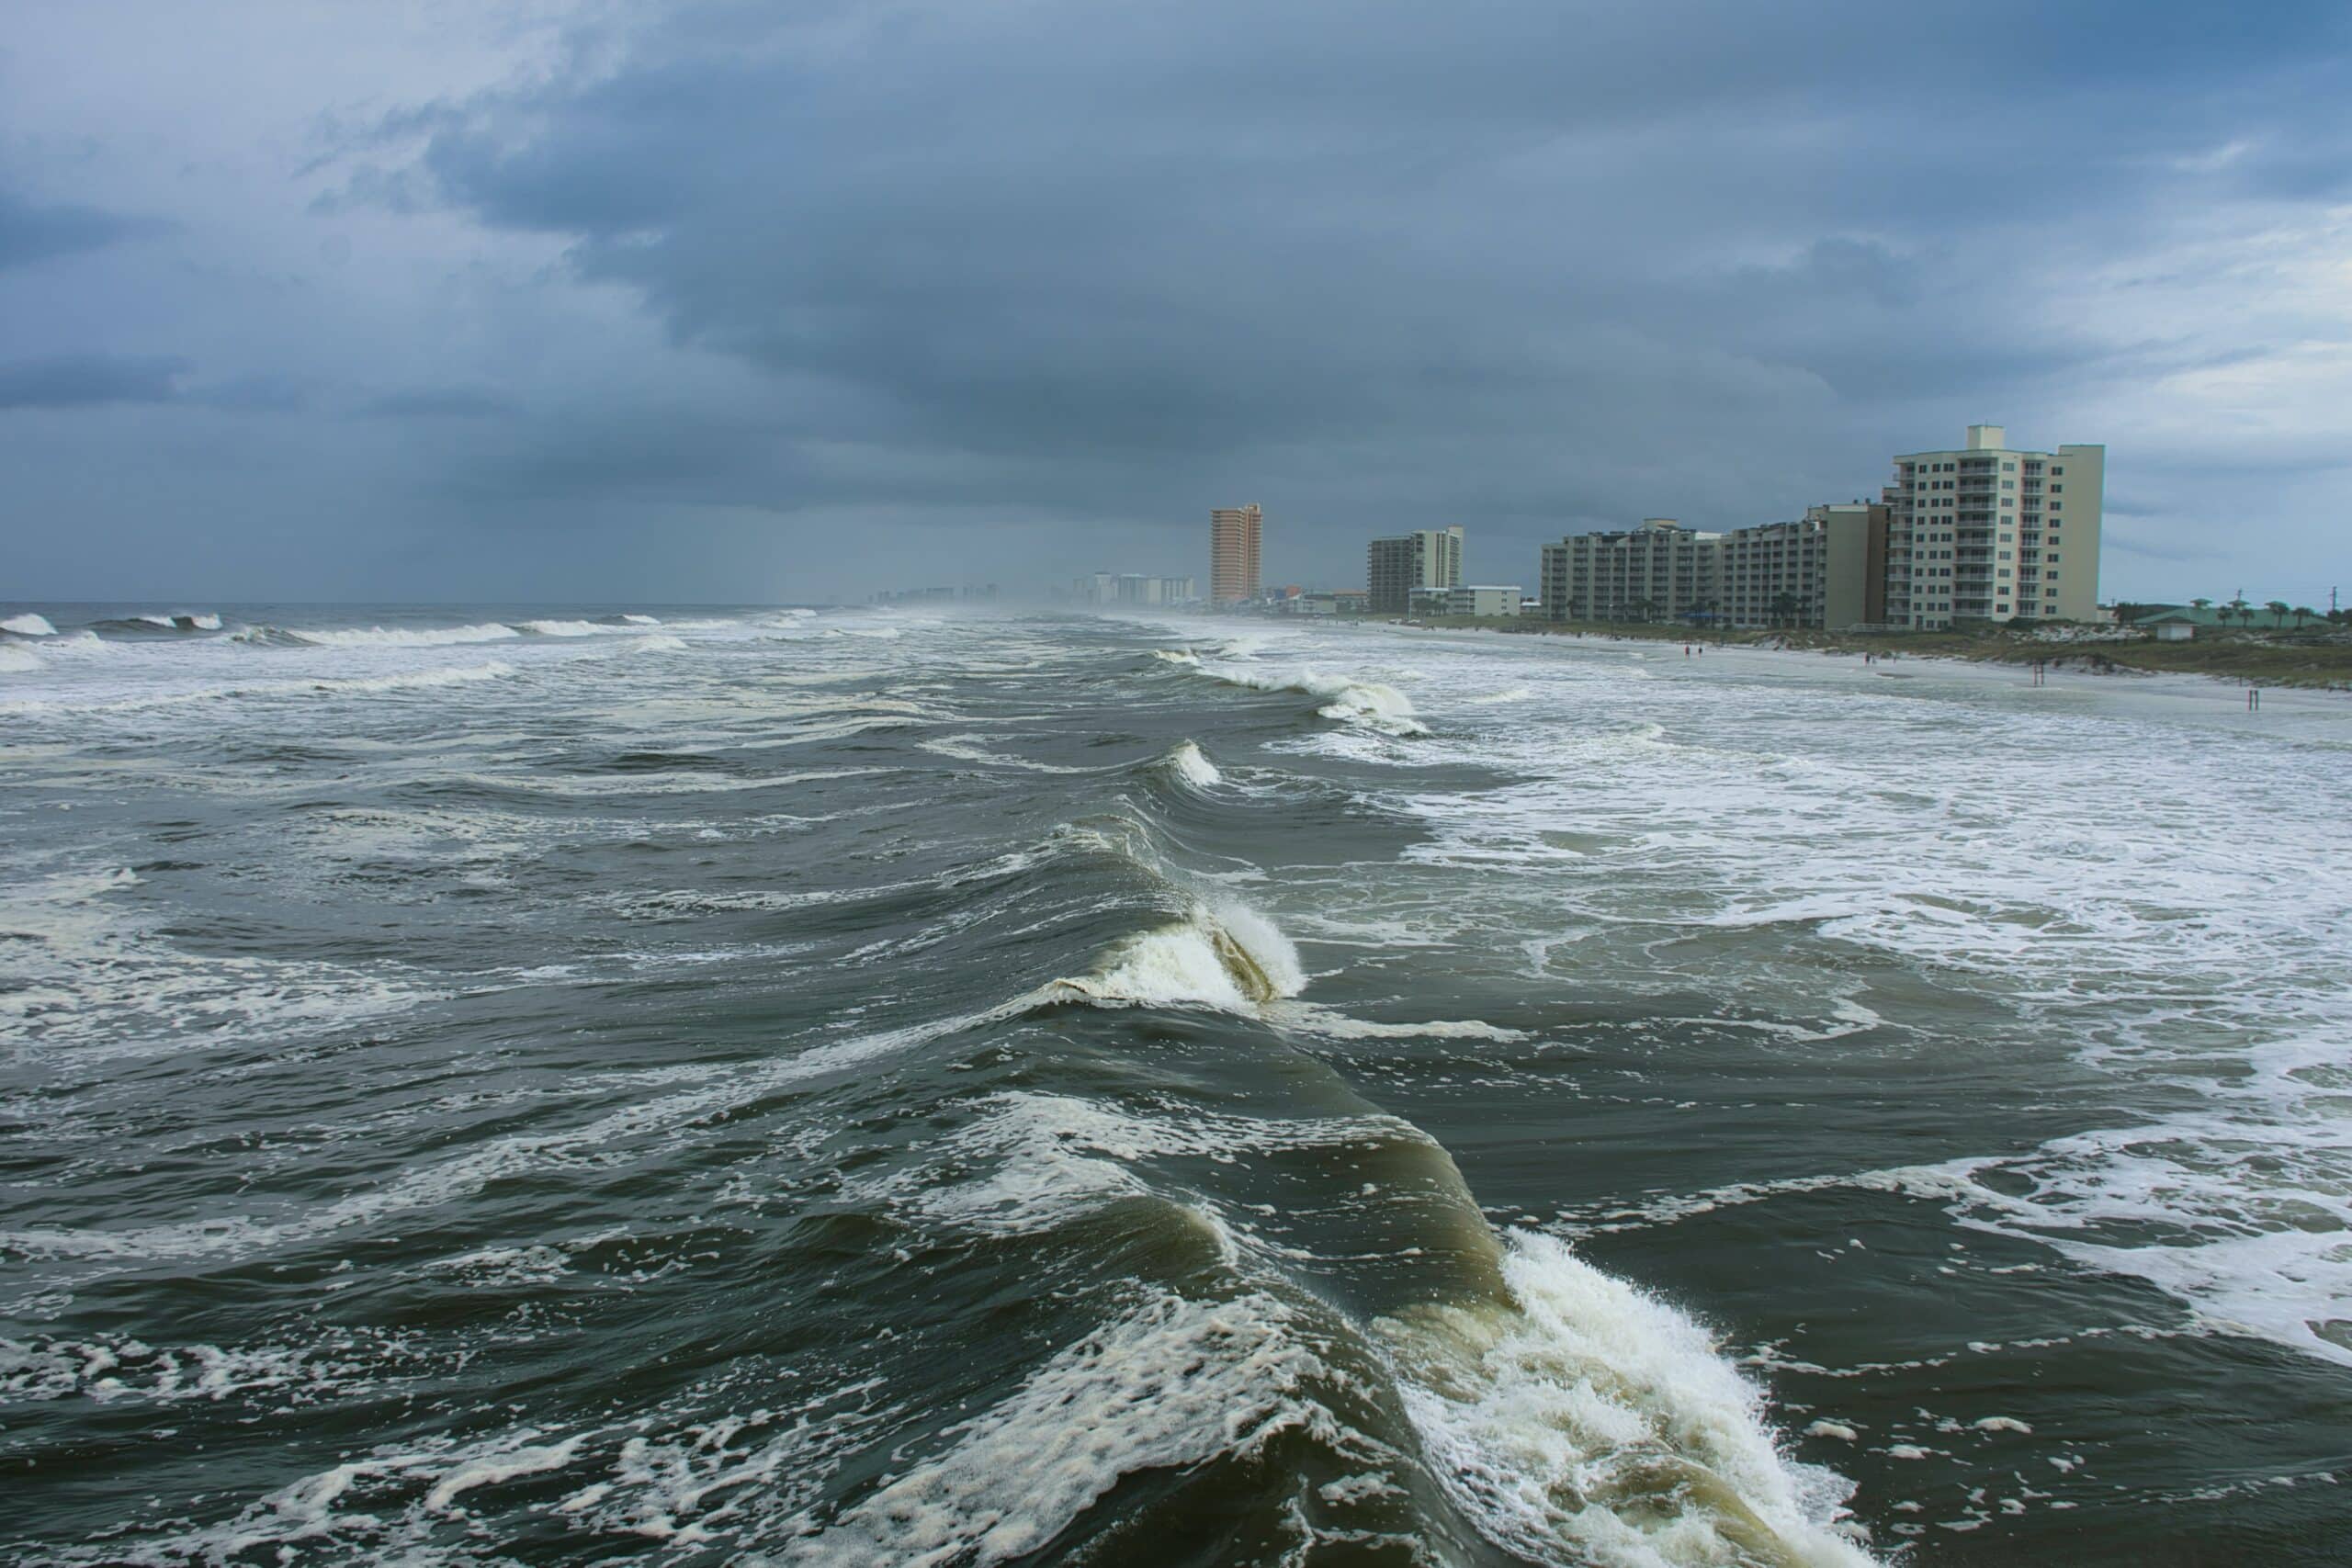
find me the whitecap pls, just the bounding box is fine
[1385,1228,1876,1566]
[1161,739,1223,788]
[271,622,522,649]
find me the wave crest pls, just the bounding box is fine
[1159,739,1223,788]
[1183,660,1430,736]
[1046,901,1305,1010]
[1385,1229,1875,1567]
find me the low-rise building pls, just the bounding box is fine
[1410,584,1522,618]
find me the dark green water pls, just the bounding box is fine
[3,604,2347,1564]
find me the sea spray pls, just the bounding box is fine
[1383,1230,1877,1567]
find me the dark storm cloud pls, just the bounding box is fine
[354,0,2348,525]
[359,386,519,419]
[0,192,172,271]
[0,354,187,410]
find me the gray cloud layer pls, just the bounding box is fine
[3,0,2348,602]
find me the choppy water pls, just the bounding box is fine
[4,603,2347,1565]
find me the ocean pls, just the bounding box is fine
[2,604,2346,1565]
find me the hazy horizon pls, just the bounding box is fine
[5,2,2348,606]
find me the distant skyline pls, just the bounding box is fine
[3,2,2348,607]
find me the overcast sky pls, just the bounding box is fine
[4,1,2347,606]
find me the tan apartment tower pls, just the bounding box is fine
[1886,425,2104,628]
[1210,504,1263,604]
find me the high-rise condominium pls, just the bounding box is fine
[1366,527,1464,614]
[1539,519,1719,623]
[1210,504,1263,604]
[1887,425,2103,629]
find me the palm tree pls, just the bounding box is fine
[2292,606,2317,630]
[2265,600,2290,630]
[1769,592,1800,629]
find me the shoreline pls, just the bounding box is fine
[1343,615,2352,694]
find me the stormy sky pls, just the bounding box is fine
[4,1,2347,606]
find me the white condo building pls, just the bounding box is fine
[1887,425,2104,629]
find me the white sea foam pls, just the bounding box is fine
[321,661,515,696]
[861,1090,1428,1238]
[1921,1104,2352,1369]
[1385,1229,1875,1567]
[0,996,1028,1268]
[424,1437,586,1514]
[0,866,437,1067]
[620,614,662,625]
[1266,1003,1528,1043]
[0,1330,424,1406]
[0,644,39,673]
[3,613,58,637]
[517,619,605,637]
[629,633,688,654]
[783,1292,1327,1566]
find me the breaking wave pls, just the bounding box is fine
[100,612,223,633]
[1159,739,1224,789]
[3,613,58,637]
[1384,1230,1875,1567]
[1182,660,1430,736]
[1044,900,1306,1010]
[252,622,524,649]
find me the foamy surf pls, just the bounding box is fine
[782,1292,1329,1567]
[3,613,58,637]
[264,622,524,648]
[1186,660,1431,736]
[1384,1229,1876,1567]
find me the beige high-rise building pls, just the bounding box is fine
[1366,526,1464,614]
[1886,425,2104,628]
[1210,504,1262,604]
[1718,503,1888,628]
